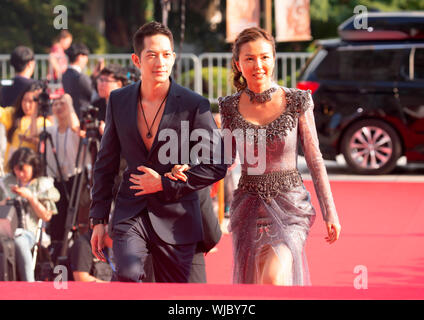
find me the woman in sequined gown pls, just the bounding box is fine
[217,27,341,286]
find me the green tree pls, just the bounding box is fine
[0,0,108,53]
[0,0,422,54]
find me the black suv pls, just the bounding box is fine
[298,12,424,174]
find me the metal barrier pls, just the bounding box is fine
[198,52,313,103]
[0,52,312,102]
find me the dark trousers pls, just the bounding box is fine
[49,176,76,242]
[111,211,196,283]
[47,176,77,262]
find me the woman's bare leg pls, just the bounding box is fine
[257,244,293,285]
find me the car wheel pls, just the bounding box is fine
[341,119,402,175]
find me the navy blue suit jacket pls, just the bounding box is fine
[62,68,93,118]
[89,79,227,245]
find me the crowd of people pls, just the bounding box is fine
[0,21,340,286]
[0,29,225,283]
[0,32,143,282]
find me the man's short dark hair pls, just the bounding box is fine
[65,43,90,64]
[99,64,128,86]
[132,21,174,57]
[10,46,34,73]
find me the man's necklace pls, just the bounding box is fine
[138,86,170,139]
[244,86,277,104]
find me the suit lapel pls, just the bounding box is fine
[147,78,180,159]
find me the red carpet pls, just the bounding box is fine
[1,180,423,300]
[0,282,422,300]
[206,180,424,290]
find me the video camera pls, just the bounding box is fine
[0,198,27,239]
[80,105,100,138]
[6,198,27,230]
[33,80,52,117]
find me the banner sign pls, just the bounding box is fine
[226,0,260,42]
[275,0,312,42]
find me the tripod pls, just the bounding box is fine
[35,81,69,202]
[38,115,70,202]
[56,127,100,266]
[35,110,72,277]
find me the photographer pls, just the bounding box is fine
[44,94,89,259]
[69,226,114,282]
[92,65,136,199]
[0,147,60,281]
[0,82,52,166]
[92,64,128,135]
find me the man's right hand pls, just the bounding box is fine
[91,224,106,262]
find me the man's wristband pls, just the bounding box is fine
[89,218,107,230]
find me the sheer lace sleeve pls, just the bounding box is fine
[219,95,238,166]
[298,90,340,225]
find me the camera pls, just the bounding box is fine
[81,105,100,138]
[5,198,27,229]
[33,80,52,117]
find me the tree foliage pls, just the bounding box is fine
[0,0,106,53]
[0,0,422,54]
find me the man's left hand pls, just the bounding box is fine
[129,166,163,196]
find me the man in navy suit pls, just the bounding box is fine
[89,22,227,283]
[62,43,93,118]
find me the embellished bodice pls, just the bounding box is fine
[218,87,312,174]
[218,87,340,225]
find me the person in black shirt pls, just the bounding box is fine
[69,229,114,282]
[92,64,128,134]
[70,226,155,282]
[62,43,93,118]
[0,46,35,107]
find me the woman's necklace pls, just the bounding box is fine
[244,86,277,104]
[138,86,170,139]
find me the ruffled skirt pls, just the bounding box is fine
[229,185,316,285]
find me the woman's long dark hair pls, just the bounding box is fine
[7,82,42,143]
[8,147,42,179]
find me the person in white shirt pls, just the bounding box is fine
[44,94,89,261]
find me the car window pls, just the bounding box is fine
[299,48,324,79]
[316,48,409,82]
[341,49,408,81]
[315,49,340,80]
[414,49,424,81]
